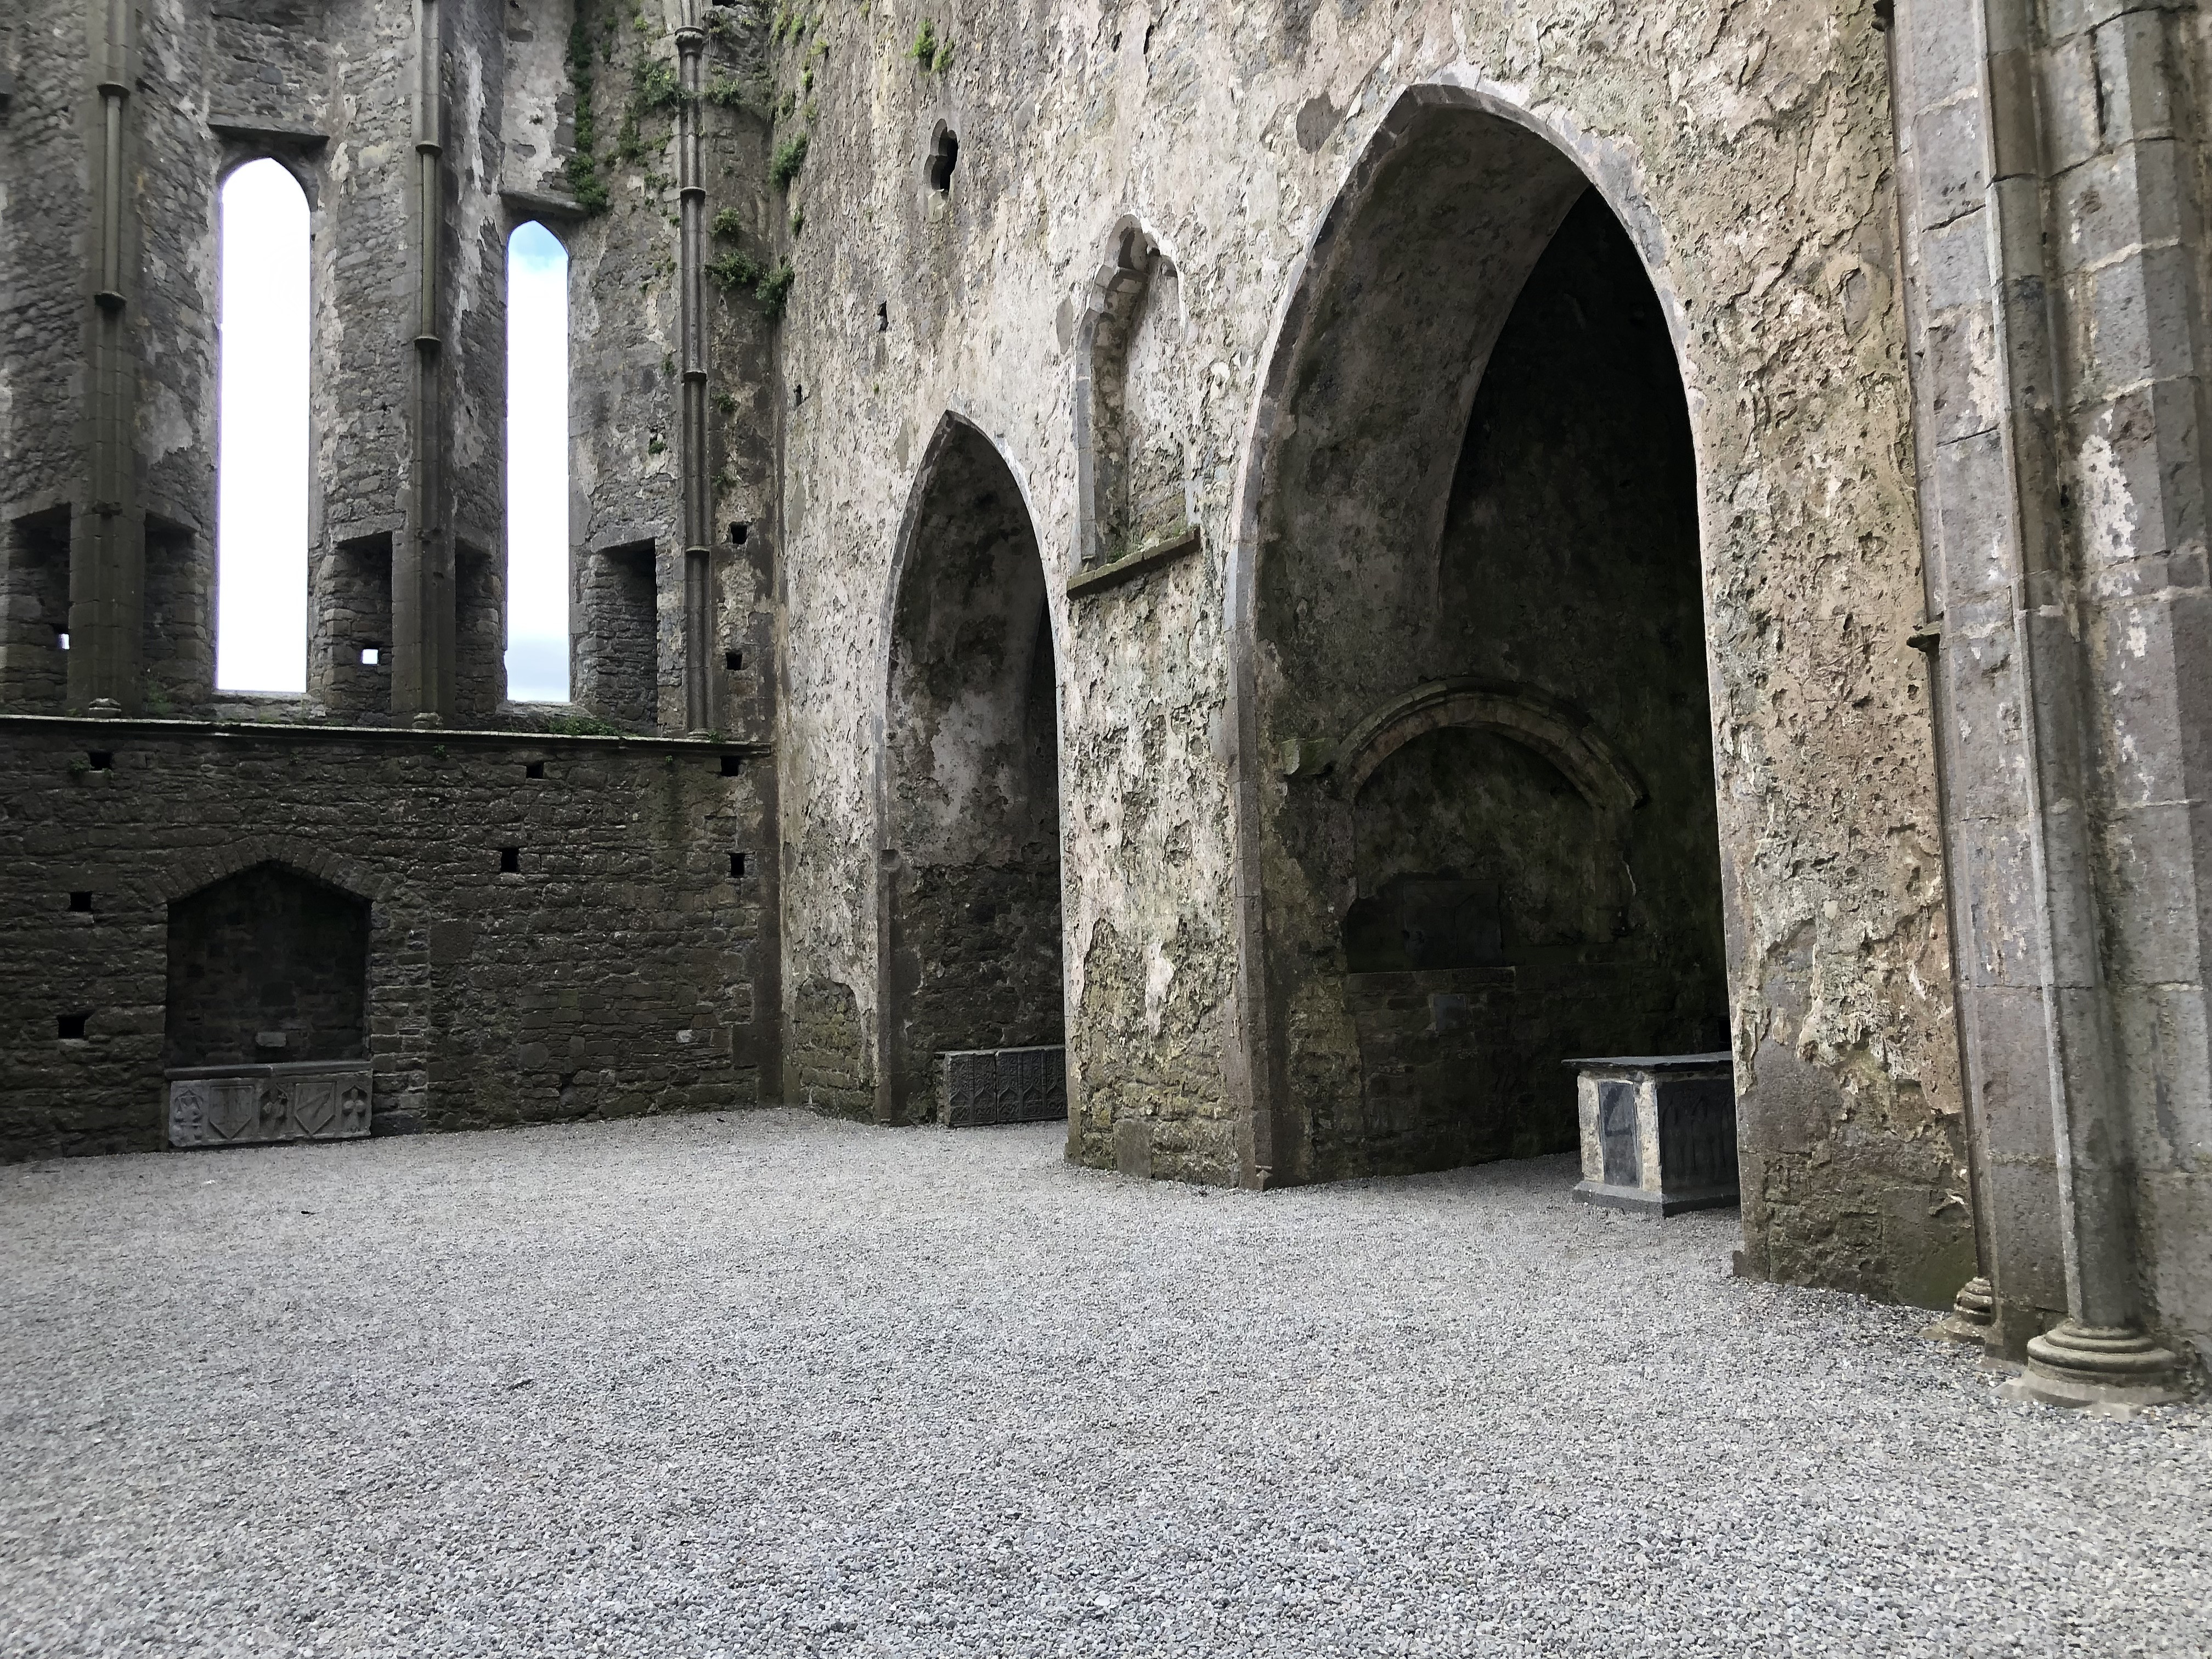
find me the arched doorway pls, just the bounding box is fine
[1235,91,1728,1184]
[878,418,1067,1126]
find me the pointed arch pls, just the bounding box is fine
[871,413,1068,1126]
[1220,73,1729,1187]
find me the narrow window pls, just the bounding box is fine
[927,126,958,191]
[216,159,311,693]
[498,845,522,873]
[506,222,571,703]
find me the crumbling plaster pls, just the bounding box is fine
[773,0,1962,1298]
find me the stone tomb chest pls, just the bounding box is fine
[1567,1052,1738,1216]
[939,1046,1068,1127]
[168,1060,373,1148]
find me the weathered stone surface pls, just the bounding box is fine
[167,1060,373,1148]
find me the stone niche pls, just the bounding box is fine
[1570,1053,1739,1216]
[1077,226,1194,569]
[164,860,371,1150]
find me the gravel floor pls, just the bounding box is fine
[2,1110,2208,1659]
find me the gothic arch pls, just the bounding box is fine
[1220,72,1729,1186]
[871,412,1068,1126]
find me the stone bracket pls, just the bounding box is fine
[1066,527,1201,599]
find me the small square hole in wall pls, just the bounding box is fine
[525,761,546,780]
[68,891,93,913]
[499,845,521,873]
[729,852,746,878]
[730,522,749,546]
[55,629,70,651]
[87,752,112,771]
[720,755,743,777]
[360,645,381,666]
[724,650,743,672]
[57,1013,88,1040]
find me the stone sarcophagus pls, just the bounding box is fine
[1567,1052,1738,1216]
[167,1061,374,1149]
[938,1046,1068,1127]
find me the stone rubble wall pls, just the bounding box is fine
[0,719,769,1160]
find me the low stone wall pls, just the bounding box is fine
[0,716,775,1160]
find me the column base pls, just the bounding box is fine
[1996,1321,2188,1418]
[1921,1275,1996,1344]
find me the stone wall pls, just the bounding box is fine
[0,718,770,1160]
[770,0,1966,1304]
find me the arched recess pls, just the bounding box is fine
[874,415,1068,1124]
[1225,81,1730,1184]
[165,861,370,1070]
[1073,221,1194,572]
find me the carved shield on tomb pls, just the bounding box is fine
[167,1063,374,1148]
[291,1077,340,1138]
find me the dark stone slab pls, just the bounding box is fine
[940,1045,1067,1127]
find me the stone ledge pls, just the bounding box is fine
[1066,527,1202,599]
[207,114,327,149]
[0,714,771,758]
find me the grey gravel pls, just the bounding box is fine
[3,1110,2209,1658]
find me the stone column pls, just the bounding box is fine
[675,3,714,737]
[70,0,142,715]
[1893,0,2193,1408]
[394,0,454,724]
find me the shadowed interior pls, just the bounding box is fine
[883,425,1065,1122]
[1258,109,1728,1181]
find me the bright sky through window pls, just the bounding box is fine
[506,222,570,703]
[215,159,310,693]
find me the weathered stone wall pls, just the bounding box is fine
[0,718,769,1160]
[772,0,1966,1302]
[23,0,2212,1365]
[1892,0,2212,1362]
[1,5,86,525]
[1275,190,1726,1183]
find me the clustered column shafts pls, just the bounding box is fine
[75,0,142,714]
[1965,0,2180,1406]
[676,2,714,737]
[396,0,454,724]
